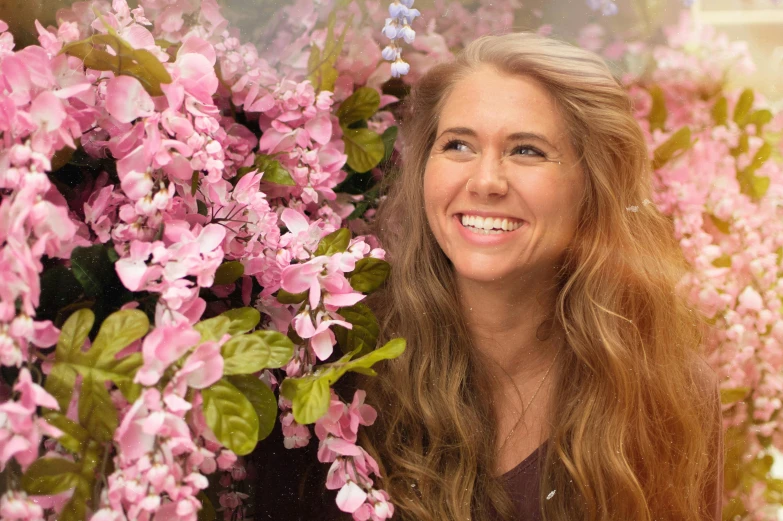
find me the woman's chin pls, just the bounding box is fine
[452,264,516,285]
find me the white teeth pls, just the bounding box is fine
[459,214,524,234]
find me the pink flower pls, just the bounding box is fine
[105,76,155,124]
[336,481,367,513]
[135,322,200,386]
[0,491,44,521]
[176,341,224,389]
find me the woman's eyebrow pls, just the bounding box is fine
[436,126,559,151]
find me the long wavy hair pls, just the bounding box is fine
[359,32,721,521]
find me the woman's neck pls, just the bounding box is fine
[456,273,564,384]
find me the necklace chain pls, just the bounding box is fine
[500,348,561,449]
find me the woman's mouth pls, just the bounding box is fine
[458,214,524,235]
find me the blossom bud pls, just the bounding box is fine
[381,19,398,39]
[381,45,398,61]
[388,2,406,18]
[399,25,416,44]
[390,60,410,78]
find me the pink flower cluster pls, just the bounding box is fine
[0,18,89,368]
[93,384,236,521]
[0,368,62,472]
[1,0,402,516]
[623,13,783,518]
[283,237,384,361]
[315,390,393,520]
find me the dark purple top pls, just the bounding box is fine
[498,440,548,521]
[497,379,724,521]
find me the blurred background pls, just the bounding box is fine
[2,0,780,101]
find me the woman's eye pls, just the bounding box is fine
[511,145,545,158]
[440,139,471,153]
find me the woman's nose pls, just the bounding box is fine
[467,153,508,197]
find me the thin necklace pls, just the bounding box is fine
[500,348,561,450]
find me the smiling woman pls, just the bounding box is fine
[359,33,724,521]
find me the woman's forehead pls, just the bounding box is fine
[436,69,570,148]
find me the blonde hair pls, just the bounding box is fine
[361,32,721,521]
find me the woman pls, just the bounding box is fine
[361,32,724,521]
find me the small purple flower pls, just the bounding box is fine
[390,60,410,78]
[382,19,399,40]
[388,2,406,18]
[399,25,416,45]
[381,46,399,61]
[586,0,618,16]
[381,0,420,77]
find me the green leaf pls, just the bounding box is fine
[648,85,667,132]
[342,127,385,173]
[61,32,172,96]
[381,126,398,162]
[307,11,350,92]
[89,309,149,366]
[711,96,727,126]
[194,315,231,342]
[711,254,732,268]
[47,309,95,412]
[721,386,749,405]
[738,143,772,199]
[78,371,119,442]
[58,478,91,521]
[57,309,94,361]
[251,330,295,367]
[227,375,278,441]
[731,133,750,157]
[191,170,200,196]
[47,310,145,433]
[314,228,351,256]
[42,412,90,455]
[747,109,773,132]
[280,375,331,425]
[276,289,308,304]
[21,458,85,495]
[45,363,79,415]
[342,337,406,375]
[334,303,379,356]
[197,491,217,521]
[259,159,296,186]
[652,126,692,170]
[50,142,77,173]
[349,258,390,293]
[747,142,772,175]
[733,89,754,126]
[708,214,731,235]
[70,244,116,298]
[281,337,405,424]
[221,331,294,375]
[201,379,259,455]
[749,175,770,199]
[213,261,245,285]
[220,307,261,335]
[239,154,296,186]
[337,87,380,126]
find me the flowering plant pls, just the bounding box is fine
[617,13,783,520]
[1,0,782,519]
[0,0,409,518]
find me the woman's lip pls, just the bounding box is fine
[455,212,524,222]
[452,214,526,245]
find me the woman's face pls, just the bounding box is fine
[423,66,585,285]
